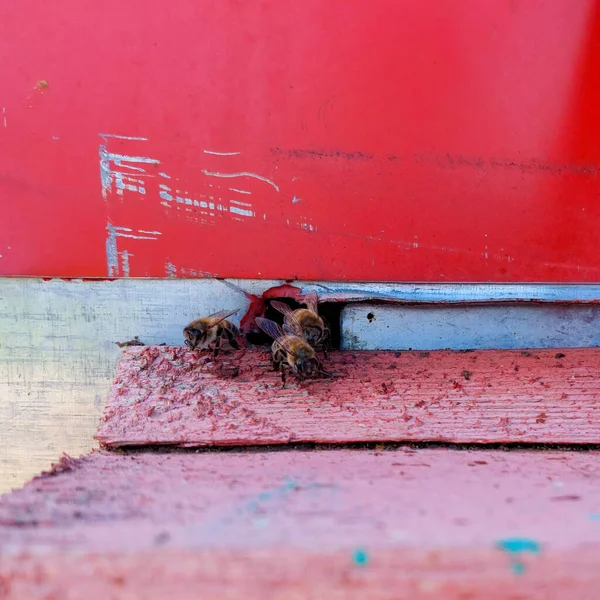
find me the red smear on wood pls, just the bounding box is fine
[96,347,600,448]
[238,283,303,333]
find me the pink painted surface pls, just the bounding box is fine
[96,346,600,447]
[1,449,600,598]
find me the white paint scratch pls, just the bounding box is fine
[165,261,177,278]
[99,138,159,199]
[159,172,171,179]
[99,133,148,141]
[2,107,6,128]
[105,223,161,276]
[202,170,279,192]
[229,206,255,217]
[120,250,133,277]
[115,232,159,241]
[230,199,253,208]
[292,196,302,204]
[229,187,252,195]
[203,150,241,156]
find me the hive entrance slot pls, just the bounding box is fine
[244,297,343,349]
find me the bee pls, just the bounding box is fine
[255,315,328,385]
[270,291,331,358]
[183,309,240,358]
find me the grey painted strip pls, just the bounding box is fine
[18,279,600,303]
[300,282,600,303]
[340,303,600,351]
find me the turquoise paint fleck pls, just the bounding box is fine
[352,548,369,567]
[496,537,541,576]
[496,538,541,554]
[245,477,299,512]
[588,514,600,521]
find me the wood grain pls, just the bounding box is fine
[0,278,250,494]
[96,346,600,447]
[1,448,599,598]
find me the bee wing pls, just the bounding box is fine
[270,300,294,316]
[255,317,285,340]
[206,308,239,328]
[282,312,305,338]
[303,290,319,314]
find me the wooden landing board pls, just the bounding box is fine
[96,346,600,447]
[1,449,600,599]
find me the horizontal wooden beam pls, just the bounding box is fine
[1,449,599,598]
[96,347,600,447]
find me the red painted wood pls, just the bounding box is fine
[96,347,600,447]
[1,1,600,281]
[1,449,600,598]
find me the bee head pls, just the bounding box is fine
[295,357,319,379]
[304,327,322,347]
[183,326,207,349]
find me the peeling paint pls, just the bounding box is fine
[165,262,177,278]
[165,261,215,278]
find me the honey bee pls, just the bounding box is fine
[183,309,240,358]
[270,291,331,357]
[255,315,328,385]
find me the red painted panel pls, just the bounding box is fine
[1,0,600,281]
[97,346,600,447]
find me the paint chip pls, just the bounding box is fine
[496,537,541,576]
[497,538,540,553]
[352,548,369,567]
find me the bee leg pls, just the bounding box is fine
[280,365,287,386]
[213,332,222,359]
[224,328,240,350]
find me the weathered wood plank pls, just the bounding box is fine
[96,346,600,447]
[1,449,599,598]
[5,276,600,495]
